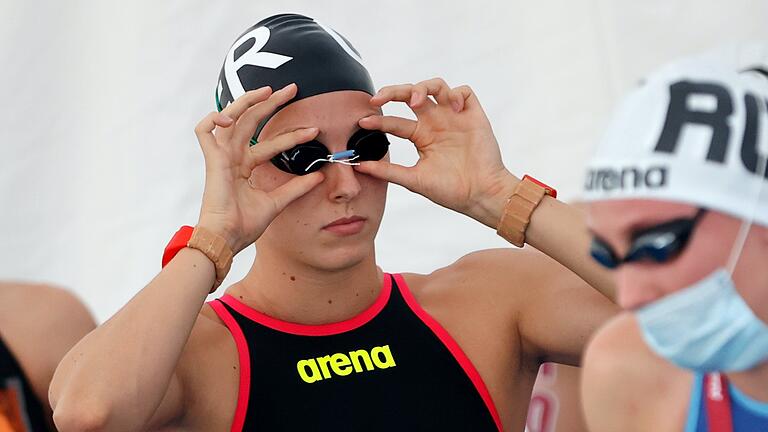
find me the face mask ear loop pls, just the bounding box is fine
[727,153,767,274]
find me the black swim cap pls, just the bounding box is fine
[215,14,375,143]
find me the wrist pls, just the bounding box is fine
[162,225,234,293]
[495,175,558,247]
[471,170,521,229]
[195,220,241,254]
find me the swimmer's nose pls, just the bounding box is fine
[616,265,667,310]
[326,163,362,203]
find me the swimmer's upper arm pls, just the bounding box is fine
[515,249,618,365]
[454,248,618,366]
[143,373,186,430]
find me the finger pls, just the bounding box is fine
[413,77,451,107]
[408,83,438,110]
[268,171,325,212]
[232,83,299,144]
[370,83,435,118]
[242,127,319,176]
[215,87,273,141]
[359,115,417,140]
[354,160,417,191]
[449,85,474,113]
[370,84,414,107]
[220,86,273,122]
[195,111,234,151]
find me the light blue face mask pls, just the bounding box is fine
[636,266,768,372]
[636,151,768,373]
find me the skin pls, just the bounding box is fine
[582,199,768,432]
[0,283,95,431]
[49,80,618,432]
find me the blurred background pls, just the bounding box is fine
[0,0,766,323]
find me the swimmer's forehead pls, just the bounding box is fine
[263,91,381,139]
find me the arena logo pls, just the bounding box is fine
[584,166,668,192]
[654,79,768,179]
[296,345,396,384]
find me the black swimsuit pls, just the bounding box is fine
[209,273,501,431]
[0,335,48,431]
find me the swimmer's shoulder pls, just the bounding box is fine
[581,312,693,432]
[401,247,583,313]
[399,248,539,312]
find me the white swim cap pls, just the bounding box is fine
[583,48,768,227]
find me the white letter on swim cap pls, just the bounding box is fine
[224,26,293,99]
[314,20,365,67]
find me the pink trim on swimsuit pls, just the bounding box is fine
[393,273,503,432]
[219,274,392,336]
[209,300,251,432]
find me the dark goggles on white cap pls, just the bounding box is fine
[270,128,389,175]
[590,208,707,269]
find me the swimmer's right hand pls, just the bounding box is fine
[193,83,325,255]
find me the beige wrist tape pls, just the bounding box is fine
[187,226,234,293]
[496,178,548,247]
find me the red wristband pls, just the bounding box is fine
[162,225,194,268]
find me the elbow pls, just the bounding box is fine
[52,399,111,432]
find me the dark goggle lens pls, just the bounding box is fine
[589,209,705,269]
[625,231,685,264]
[271,141,330,175]
[590,238,619,269]
[348,130,389,161]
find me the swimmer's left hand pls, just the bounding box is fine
[356,78,519,228]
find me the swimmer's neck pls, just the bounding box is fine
[727,360,768,403]
[223,247,383,326]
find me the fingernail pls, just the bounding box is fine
[409,93,417,107]
[452,101,461,112]
[221,114,234,123]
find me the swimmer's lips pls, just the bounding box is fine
[322,216,367,235]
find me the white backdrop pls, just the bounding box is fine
[1,0,766,322]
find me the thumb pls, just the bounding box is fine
[268,172,325,212]
[355,160,418,191]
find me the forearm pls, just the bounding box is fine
[50,248,214,431]
[472,173,616,300]
[526,197,615,299]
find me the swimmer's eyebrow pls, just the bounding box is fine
[270,110,380,139]
[270,126,317,137]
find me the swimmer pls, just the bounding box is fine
[50,14,618,431]
[581,54,768,431]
